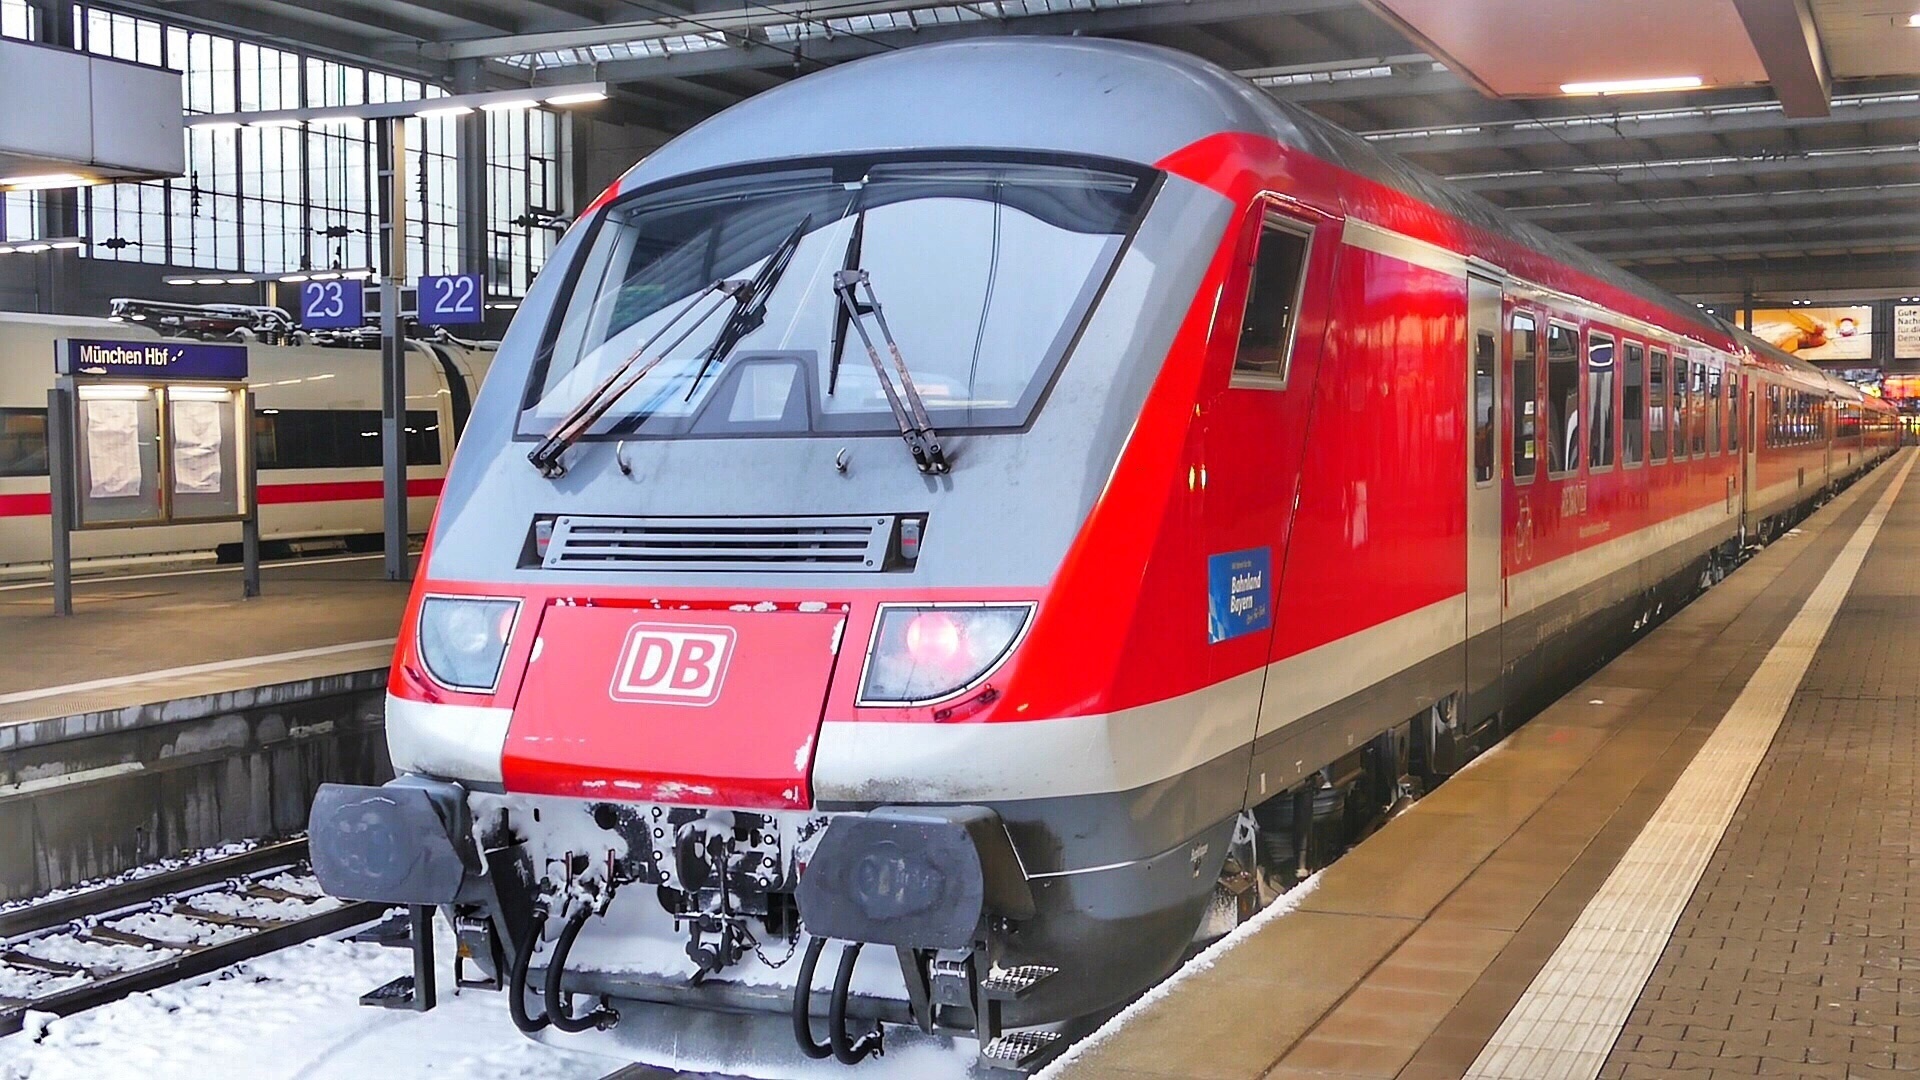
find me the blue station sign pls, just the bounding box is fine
[300,279,365,329]
[417,274,483,326]
[59,338,249,380]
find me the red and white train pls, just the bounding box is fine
[308,38,1897,1072]
[0,311,493,572]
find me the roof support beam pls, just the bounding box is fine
[1515,182,1920,223]
[1730,0,1830,117]
[1368,91,1920,156]
[1610,233,1920,263]
[438,0,1352,62]
[516,0,1334,83]
[1568,209,1920,246]
[1452,146,1920,192]
[1262,65,1463,103]
[1638,253,1920,296]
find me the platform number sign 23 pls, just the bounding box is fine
[418,274,483,326]
[299,279,363,329]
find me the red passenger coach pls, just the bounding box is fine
[307,38,1895,1073]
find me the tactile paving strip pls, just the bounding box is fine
[1464,453,1917,1080]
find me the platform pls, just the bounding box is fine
[0,553,408,902]
[1052,448,1919,1080]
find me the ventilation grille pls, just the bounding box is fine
[542,514,894,573]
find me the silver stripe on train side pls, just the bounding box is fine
[1505,497,1734,620]
[1254,593,1464,743]
[1340,218,1468,277]
[386,693,510,783]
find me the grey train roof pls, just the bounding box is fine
[627,37,1718,339]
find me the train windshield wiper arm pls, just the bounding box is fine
[527,219,812,479]
[683,214,811,402]
[526,279,751,478]
[831,268,949,475]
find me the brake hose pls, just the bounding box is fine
[791,936,833,1059]
[829,941,883,1064]
[508,908,550,1034]
[543,905,619,1033]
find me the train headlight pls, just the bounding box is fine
[417,596,520,692]
[856,604,1031,706]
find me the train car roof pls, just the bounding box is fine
[1729,325,1878,402]
[625,37,1720,342]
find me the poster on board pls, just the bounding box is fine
[1749,306,1873,361]
[172,399,225,494]
[85,399,143,498]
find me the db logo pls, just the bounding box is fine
[610,624,735,707]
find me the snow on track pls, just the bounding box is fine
[0,922,615,1080]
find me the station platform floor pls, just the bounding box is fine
[1056,447,1920,1080]
[0,552,410,726]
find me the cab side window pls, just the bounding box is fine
[1233,217,1312,385]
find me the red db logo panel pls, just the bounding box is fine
[610,624,735,706]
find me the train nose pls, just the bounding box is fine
[499,604,849,809]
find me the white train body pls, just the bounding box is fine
[0,312,493,570]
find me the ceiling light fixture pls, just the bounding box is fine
[1559,75,1704,96]
[415,105,473,119]
[480,98,538,112]
[544,90,608,106]
[1903,13,1920,26]
[0,172,94,190]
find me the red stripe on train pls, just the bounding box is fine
[0,478,444,517]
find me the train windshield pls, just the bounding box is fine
[519,156,1150,440]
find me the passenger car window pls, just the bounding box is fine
[1233,217,1312,384]
[1622,342,1644,466]
[1691,361,1708,455]
[1649,349,1668,461]
[1672,355,1690,459]
[0,407,48,478]
[1545,323,1581,475]
[1588,333,1616,469]
[1511,314,1538,481]
[1708,367,1723,454]
[1474,330,1496,485]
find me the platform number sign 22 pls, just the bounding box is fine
[299,280,363,329]
[418,274,483,326]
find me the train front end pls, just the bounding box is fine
[306,40,1276,1071]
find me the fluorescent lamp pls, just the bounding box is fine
[0,246,14,255]
[79,384,153,400]
[310,271,341,281]
[1906,13,1920,26]
[342,268,374,280]
[416,105,473,119]
[481,98,538,112]
[16,243,50,253]
[1560,75,1703,96]
[544,91,608,106]
[194,277,227,285]
[0,172,91,190]
[165,276,197,286]
[225,276,255,284]
[308,113,361,127]
[50,240,84,250]
[249,118,301,129]
[278,274,310,282]
[190,119,242,131]
[170,385,233,401]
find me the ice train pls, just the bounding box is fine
[307,39,1897,1072]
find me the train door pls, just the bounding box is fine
[1465,269,1504,729]
[1744,380,1758,532]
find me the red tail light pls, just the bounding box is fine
[905,611,965,669]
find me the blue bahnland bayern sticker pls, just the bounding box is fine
[1207,547,1272,644]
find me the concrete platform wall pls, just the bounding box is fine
[0,669,392,901]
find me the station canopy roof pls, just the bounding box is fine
[114,0,1920,302]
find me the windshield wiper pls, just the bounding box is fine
[526,279,749,478]
[831,268,950,474]
[527,218,812,479]
[684,214,811,402]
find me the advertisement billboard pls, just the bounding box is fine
[1896,305,1920,359]
[1749,306,1873,361]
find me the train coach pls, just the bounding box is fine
[0,310,493,572]
[306,38,1896,1073]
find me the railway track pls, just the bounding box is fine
[0,838,386,1037]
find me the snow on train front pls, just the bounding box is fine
[304,38,1270,1074]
